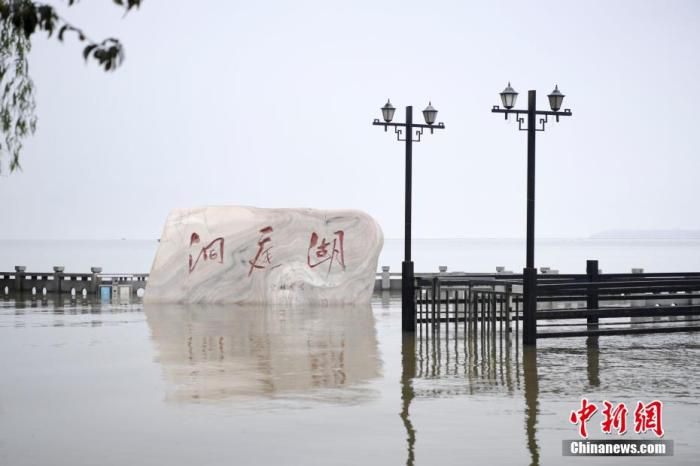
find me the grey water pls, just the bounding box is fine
[1,239,699,465]
[0,294,698,465]
[2,238,700,273]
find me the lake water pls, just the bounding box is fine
[1,238,700,274]
[0,294,698,465]
[1,240,699,464]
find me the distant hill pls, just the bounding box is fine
[590,230,700,240]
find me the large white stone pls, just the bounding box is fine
[145,206,383,304]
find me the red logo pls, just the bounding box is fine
[634,400,664,437]
[601,401,628,435]
[569,398,598,438]
[570,399,664,438]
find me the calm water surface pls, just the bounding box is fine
[0,295,698,465]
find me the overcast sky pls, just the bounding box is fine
[1,0,698,240]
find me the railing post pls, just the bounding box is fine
[53,266,65,294]
[436,277,441,326]
[90,267,102,295]
[586,260,599,330]
[381,266,391,290]
[431,276,438,328]
[505,284,512,332]
[630,268,646,307]
[14,266,26,293]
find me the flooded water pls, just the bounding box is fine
[1,294,698,465]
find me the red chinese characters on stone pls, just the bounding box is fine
[248,226,281,276]
[634,400,664,437]
[307,230,346,273]
[188,232,224,273]
[569,398,598,439]
[601,401,628,435]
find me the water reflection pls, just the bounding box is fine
[0,295,143,328]
[400,333,416,466]
[413,328,521,396]
[586,336,600,387]
[523,346,539,466]
[144,304,381,404]
[400,330,608,466]
[401,323,700,465]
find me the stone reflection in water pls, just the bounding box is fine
[144,304,380,403]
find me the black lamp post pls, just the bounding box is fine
[491,84,572,345]
[373,100,445,332]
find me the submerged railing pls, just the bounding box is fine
[0,267,148,298]
[414,261,700,344]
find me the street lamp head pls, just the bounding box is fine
[500,82,518,109]
[422,102,438,125]
[381,99,396,123]
[548,85,565,112]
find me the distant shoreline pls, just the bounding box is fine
[590,230,700,240]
